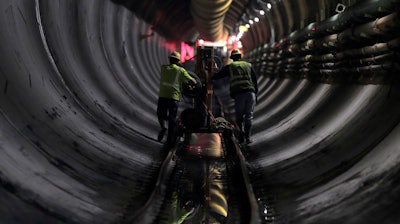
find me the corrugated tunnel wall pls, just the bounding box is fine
[0,0,399,224]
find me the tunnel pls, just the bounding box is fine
[1,0,400,223]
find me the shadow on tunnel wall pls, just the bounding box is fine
[0,0,400,223]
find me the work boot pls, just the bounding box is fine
[157,127,167,141]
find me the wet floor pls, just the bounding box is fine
[156,158,230,223]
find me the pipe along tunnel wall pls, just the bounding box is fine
[0,0,400,223]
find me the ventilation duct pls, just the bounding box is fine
[190,0,232,42]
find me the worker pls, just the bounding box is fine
[157,51,197,143]
[213,49,258,144]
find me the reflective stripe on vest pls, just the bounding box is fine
[229,62,254,93]
[161,67,182,88]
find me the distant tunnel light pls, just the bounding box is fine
[236,25,248,40]
[237,41,243,48]
[195,39,227,47]
[198,39,204,45]
[239,25,248,32]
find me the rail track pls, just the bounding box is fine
[120,115,275,224]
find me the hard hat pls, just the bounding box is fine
[169,51,181,60]
[230,49,242,58]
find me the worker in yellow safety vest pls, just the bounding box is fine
[157,51,197,143]
[213,49,258,144]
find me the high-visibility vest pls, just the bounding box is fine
[158,64,192,101]
[229,61,255,96]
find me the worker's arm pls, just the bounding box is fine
[181,69,199,92]
[190,77,197,85]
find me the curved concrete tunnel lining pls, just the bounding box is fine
[254,78,305,113]
[100,10,163,128]
[254,79,309,123]
[1,1,167,223]
[254,83,334,141]
[250,87,400,222]
[289,122,400,223]
[1,0,400,223]
[253,84,390,163]
[299,124,400,203]
[38,0,163,138]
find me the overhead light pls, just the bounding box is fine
[254,17,259,22]
[267,3,272,10]
[239,25,248,32]
[245,24,250,28]
[249,19,254,24]
[259,10,265,15]
[235,25,248,40]
[198,39,204,45]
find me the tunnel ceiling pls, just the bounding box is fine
[111,0,252,42]
[108,0,350,50]
[1,0,400,224]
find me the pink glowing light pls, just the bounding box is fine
[180,42,195,63]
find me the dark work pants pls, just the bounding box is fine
[157,97,179,141]
[233,91,256,139]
